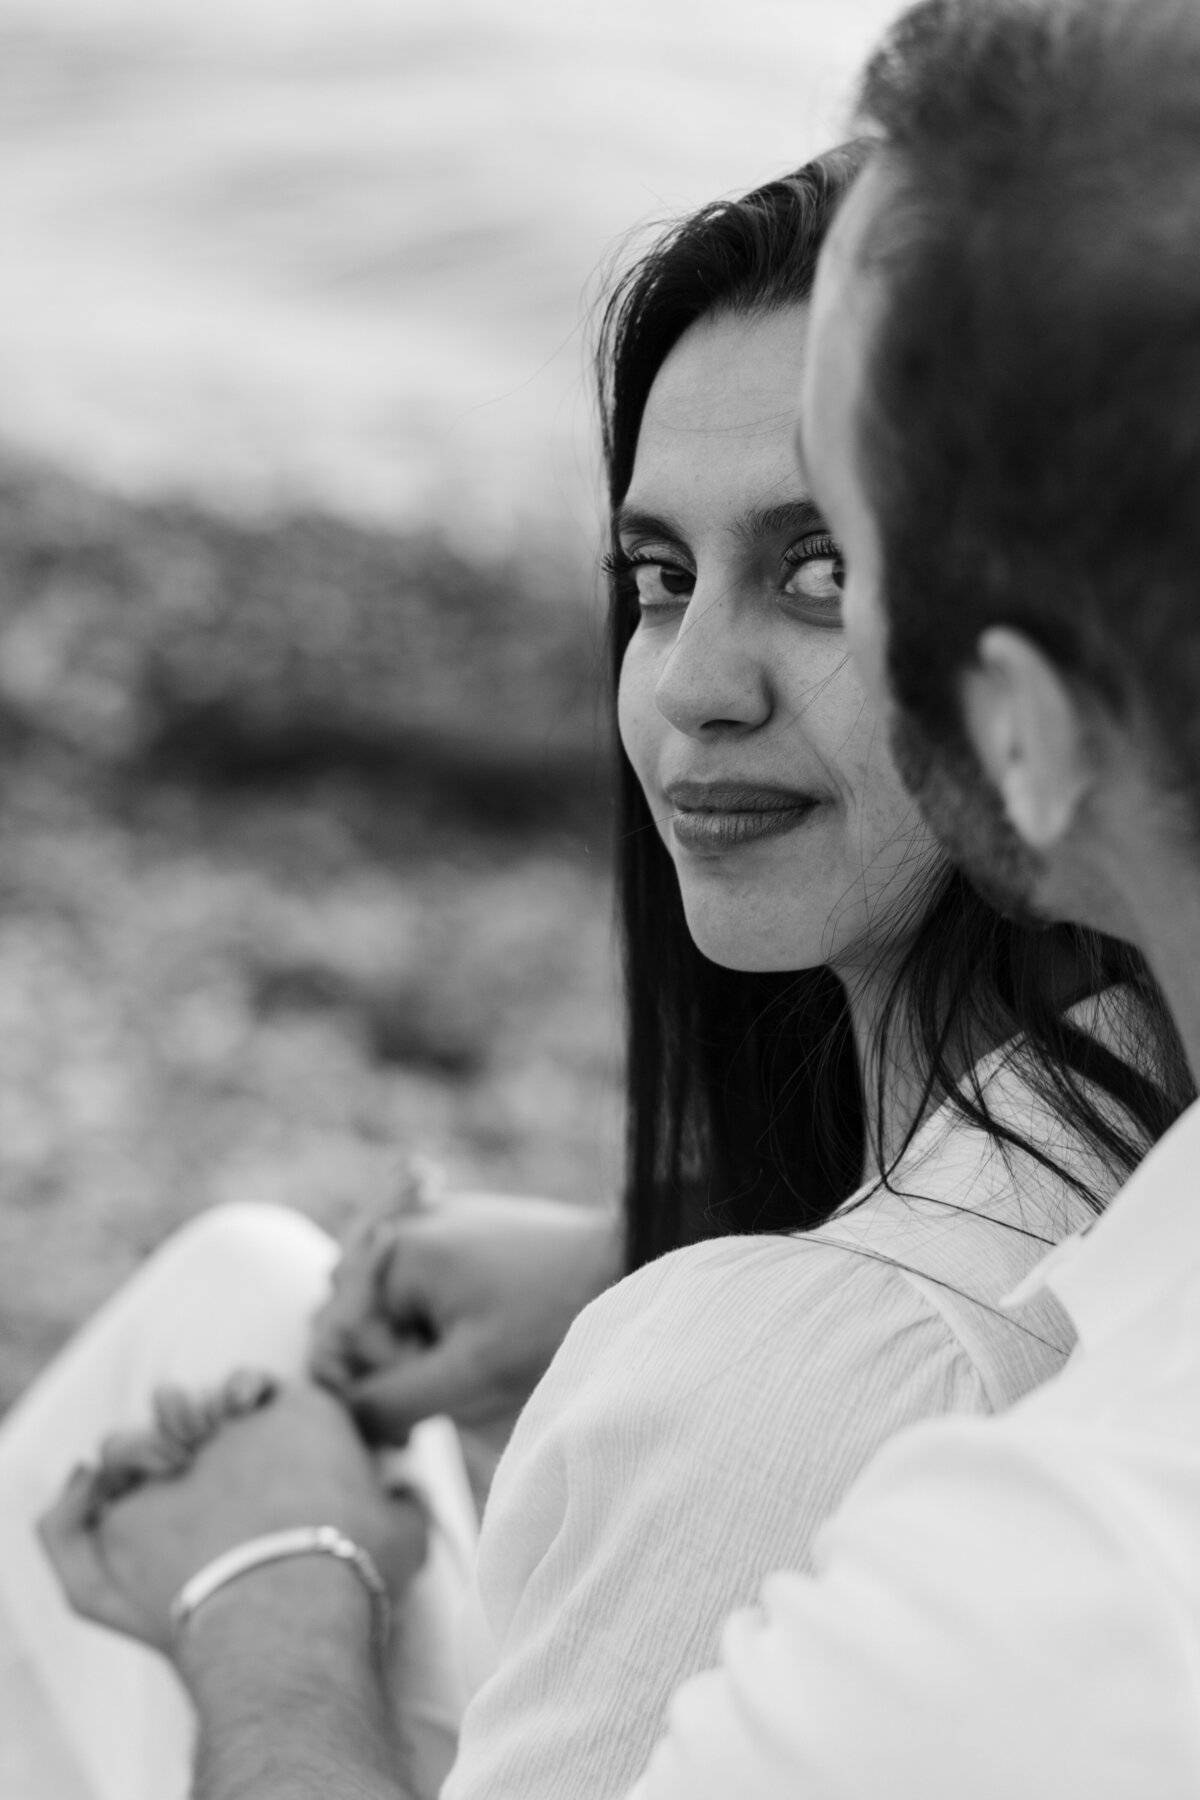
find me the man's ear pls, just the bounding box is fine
[960,627,1093,850]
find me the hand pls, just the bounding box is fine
[39,1382,427,1655]
[309,1193,622,1448]
[84,1369,279,1518]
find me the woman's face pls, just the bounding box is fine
[616,304,941,976]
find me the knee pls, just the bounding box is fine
[149,1203,337,1294]
[123,1204,340,1387]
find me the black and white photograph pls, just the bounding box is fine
[1,2,1199,1796]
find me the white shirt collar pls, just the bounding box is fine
[1003,1097,1200,1349]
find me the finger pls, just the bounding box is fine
[308,1322,358,1393]
[393,1154,446,1212]
[87,1455,142,1509]
[318,1223,392,1335]
[310,1228,401,1389]
[375,1487,431,1590]
[310,1306,404,1392]
[312,1311,403,1392]
[37,1469,148,1638]
[372,1225,443,1347]
[100,1426,191,1483]
[337,1216,384,1266]
[153,1385,220,1454]
[220,1367,278,1418]
[309,1196,447,1390]
[345,1334,483,1443]
[49,1460,109,1531]
[349,1312,408,1369]
[331,1217,393,1294]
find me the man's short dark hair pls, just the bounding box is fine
[855,0,1200,815]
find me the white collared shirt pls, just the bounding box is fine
[629,1097,1200,1800]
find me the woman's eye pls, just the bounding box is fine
[781,533,845,623]
[636,562,692,605]
[626,556,694,611]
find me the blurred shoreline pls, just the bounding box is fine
[0,0,899,537]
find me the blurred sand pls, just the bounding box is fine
[0,463,621,1413]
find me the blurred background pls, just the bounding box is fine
[0,0,900,1409]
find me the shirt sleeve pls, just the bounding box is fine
[630,1415,1200,1800]
[447,1240,993,1800]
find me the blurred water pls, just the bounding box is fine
[0,0,901,543]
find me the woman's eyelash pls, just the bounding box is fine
[783,531,841,565]
[603,537,838,579]
[601,546,687,576]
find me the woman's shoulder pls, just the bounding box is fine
[807,1034,1115,1405]
[583,1230,925,1321]
[506,1228,996,1513]
[549,1032,1111,1419]
[551,1227,999,1405]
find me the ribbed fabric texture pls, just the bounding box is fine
[444,1044,1121,1800]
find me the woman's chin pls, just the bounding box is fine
[680,904,824,975]
[702,945,811,973]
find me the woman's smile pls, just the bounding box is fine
[664,781,823,852]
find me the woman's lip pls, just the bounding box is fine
[668,801,820,850]
[664,781,819,813]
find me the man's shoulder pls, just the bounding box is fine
[633,1379,1200,1800]
[822,1358,1200,1648]
[727,1398,1200,1798]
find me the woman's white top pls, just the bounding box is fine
[443,1039,1126,1800]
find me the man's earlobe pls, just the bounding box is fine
[961,628,1092,851]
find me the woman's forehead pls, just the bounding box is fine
[643,305,809,432]
[628,307,812,523]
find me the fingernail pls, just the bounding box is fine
[222,1368,278,1415]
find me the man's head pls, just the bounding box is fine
[801,0,1200,938]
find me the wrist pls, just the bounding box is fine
[172,1525,390,1655]
[174,1554,384,1699]
[176,1559,411,1800]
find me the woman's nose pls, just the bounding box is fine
[653,583,773,738]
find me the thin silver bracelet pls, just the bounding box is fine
[170,1525,391,1656]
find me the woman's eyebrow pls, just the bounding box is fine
[733,498,827,546]
[614,501,826,546]
[612,504,687,544]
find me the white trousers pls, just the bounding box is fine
[0,1203,479,1800]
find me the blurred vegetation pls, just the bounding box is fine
[0,456,622,1413]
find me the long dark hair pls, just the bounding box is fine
[597,144,1192,1274]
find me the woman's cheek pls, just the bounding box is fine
[616,632,662,791]
[826,695,940,914]
[830,664,910,837]
[857,765,943,922]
